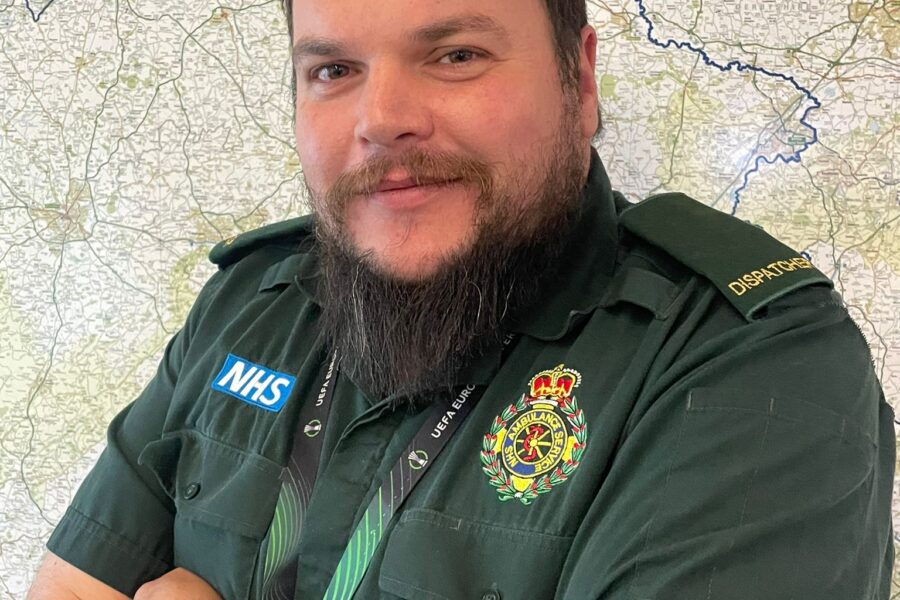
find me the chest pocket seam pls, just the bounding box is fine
[400,508,574,547]
[379,507,574,599]
[379,575,450,600]
[686,387,874,447]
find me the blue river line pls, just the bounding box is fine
[24,0,57,22]
[633,0,821,214]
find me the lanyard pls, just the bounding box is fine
[267,335,514,600]
[322,382,487,600]
[264,351,338,598]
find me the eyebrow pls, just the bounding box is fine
[292,14,510,65]
[413,14,510,44]
[292,37,345,63]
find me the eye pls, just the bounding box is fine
[438,49,483,65]
[310,64,351,82]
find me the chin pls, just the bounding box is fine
[351,229,476,283]
[360,239,471,282]
[369,253,447,282]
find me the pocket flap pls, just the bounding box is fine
[379,508,572,599]
[139,430,282,539]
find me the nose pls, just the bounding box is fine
[354,62,434,150]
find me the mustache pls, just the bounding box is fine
[324,148,494,208]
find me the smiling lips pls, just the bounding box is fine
[375,177,420,192]
[370,176,461,210]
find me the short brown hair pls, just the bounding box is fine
[283,1,587,85]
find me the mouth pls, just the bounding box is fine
[374,176,458,193]
[368,178,463,211]
[376,177,419,192]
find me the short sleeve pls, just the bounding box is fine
[558,305,896,599]
[46,273,223,596]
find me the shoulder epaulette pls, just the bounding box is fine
[209,215,314,268]
[620,193,833,320]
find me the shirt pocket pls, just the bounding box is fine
[621,387,875,598]
[674,386,874,513]
[378,508,573,600]
[139,429,282,600]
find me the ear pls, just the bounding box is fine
[577,25,600,140]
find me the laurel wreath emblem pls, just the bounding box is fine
[480,394,588,505]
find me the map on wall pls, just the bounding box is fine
[0,0,897,595]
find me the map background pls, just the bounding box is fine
[0,0,897,596]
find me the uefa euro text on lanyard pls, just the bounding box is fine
[266,335,515,600]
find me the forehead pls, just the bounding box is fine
[290,0,550,49]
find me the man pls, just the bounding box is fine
[29,0,894,598]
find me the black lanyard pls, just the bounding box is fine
[266,335,514,600]
[263,351,338,598]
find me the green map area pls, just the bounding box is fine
[0,0,897,596]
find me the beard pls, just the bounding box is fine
[308,96,588,401]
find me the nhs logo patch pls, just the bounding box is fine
[211,354,296,412]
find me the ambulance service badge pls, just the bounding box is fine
[480,365,587,505]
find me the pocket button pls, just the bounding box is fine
[482,591,501,600]
[183,482,201,500]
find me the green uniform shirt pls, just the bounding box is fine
[47,151,895,599]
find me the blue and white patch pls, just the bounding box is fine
[211,354,296,412]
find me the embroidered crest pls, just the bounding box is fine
[481,365,587,505]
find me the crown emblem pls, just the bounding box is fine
[528,364,581,399]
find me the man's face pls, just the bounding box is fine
[291,0,598,280]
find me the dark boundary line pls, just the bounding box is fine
[24,0,57,22]
[633,0,821,214]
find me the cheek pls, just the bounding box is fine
[440,81,561,161]
[294,110,346,193]
[502,86,562,141]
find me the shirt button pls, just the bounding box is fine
[183,482,201,500]
[481,592,501,600]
